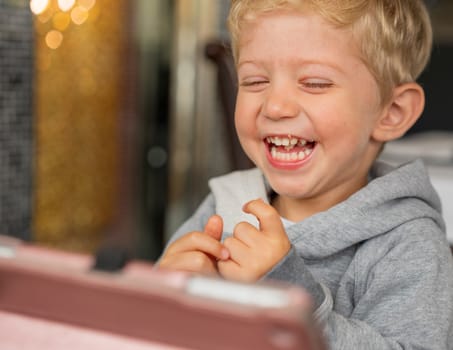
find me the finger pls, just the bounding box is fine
[232,221,260,247]
[204,215,223,241]
[223,236,250,265]
[243,199,284,235]
[217,259,242,280]
[166,232,229,261]
[217,259,257,282]
[159,251,218,276]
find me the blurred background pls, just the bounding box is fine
[0,0,452,262]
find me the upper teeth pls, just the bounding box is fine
[266,136,307,147]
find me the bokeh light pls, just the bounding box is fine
[78,0,96,11]
[30,0,50,15]
[57,0,75,12]
[31,0,99,50]
[37,10,53,24]
[71,6,89,25]
[33,0,127,252]
[52,12,71,31]
[45,30,64,49]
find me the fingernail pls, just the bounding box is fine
[221,248,229,260]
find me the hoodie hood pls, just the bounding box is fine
[209,159,445,259]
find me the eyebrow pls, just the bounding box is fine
[237,58,347,75]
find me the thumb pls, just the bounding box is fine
[204,215,224,241]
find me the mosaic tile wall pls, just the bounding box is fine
[0,0,33,240]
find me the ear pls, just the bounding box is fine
[371,83,425,142]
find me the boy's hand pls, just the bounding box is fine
[218,199,291,282]
[157,215,229,276]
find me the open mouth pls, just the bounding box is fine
[265,135,316,162]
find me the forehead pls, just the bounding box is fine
[237,11,360,67]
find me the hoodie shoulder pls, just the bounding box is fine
[368,159,442,214]
[286,159,446,259]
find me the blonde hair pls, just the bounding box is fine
[228,0,433,104]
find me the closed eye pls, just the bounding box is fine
[240,79,269,91]
[299,79,334,94]
[303,82,333,88]
[241,80,268,87]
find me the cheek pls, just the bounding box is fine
[234,94,257,137]
[324,116,368,140]
[314,94,378,134]
[313,106,376,154]
[234,115,259,157]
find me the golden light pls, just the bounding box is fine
[52,12,71,31]
[57,0,76,12]
[45,30,64,49]
[37,10,53,23]
[30,0,50,15]
[78,0,96,11]
[86,2,100,22]
[78,68,98,95]
[70,6,89,25]
[36,51,52,71]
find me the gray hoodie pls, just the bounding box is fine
[167,160,453,349]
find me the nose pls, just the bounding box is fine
[262,84,300,121]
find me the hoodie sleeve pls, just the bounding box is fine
[267,228,453,350]
[325,234,453,350]
[265,246,333,324]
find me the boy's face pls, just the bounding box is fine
[235,11,386,214]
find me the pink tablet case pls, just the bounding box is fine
[0,236,325,350]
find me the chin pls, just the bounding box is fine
[264,175,311,198]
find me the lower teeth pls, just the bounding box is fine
[271,147,312,161]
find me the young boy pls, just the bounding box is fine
[158,0,453,348]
